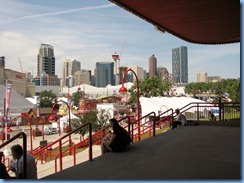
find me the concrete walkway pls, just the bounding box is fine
[43,125,241,180]
[36,144,101,178]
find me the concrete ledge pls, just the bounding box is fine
[43,125,240,180]
[198,120,240,126]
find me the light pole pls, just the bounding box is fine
[39,117,45,141]
[27,118,33,151]
[77,86,87,115]
[48,100,72,153]
[66,76,72,104]
[119,68,141,140]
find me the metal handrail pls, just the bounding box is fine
[131,112,156,141]
[176,102,240,121]
[157,108,174,128]
[53,116,131,172]
[0,132,27,179]
[53,122,93,172]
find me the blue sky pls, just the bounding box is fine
[0,0,240,83]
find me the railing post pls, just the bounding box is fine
[171,109,173,129]
[153,113,156,137]
[88,123,92,161]
[218,97,222,121]
[197,103,199,121]
[22,132,27,179]
[222,102,225,121]
[59,140,62,171]
[74,147,76,165]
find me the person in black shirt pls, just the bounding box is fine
[0,151,10,179]
[209,111,216,121]
[101,118,131,154]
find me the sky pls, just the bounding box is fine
[0,0,240,83]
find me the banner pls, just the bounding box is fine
[5,81,13,120]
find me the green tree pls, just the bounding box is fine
[185,79,240,102]
[39,90,57,108]
[128,76,171,104]
[140,76,166,97]
[71,111,98,140]
[70,90,83,107]
[128,81,140,104]
[185,82,201,97]
[94,109,110,131]
[219,78,240,102]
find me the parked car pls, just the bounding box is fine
[44,127,58,135]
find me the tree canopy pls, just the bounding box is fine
[39,90,57,108]
[70,90,83,108]
[128,76,172,104]
[185,79,240,102]
[71,111,98,139]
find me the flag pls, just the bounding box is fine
[5,81,13,120]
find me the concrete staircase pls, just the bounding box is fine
[43,123,241,180]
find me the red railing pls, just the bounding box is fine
[0,101,240,178]
[177,102,240,121]
[53,116,131,172]
[27,116,131,174]
[31,122,92,172]
[0,132,27,179]
[157,108,174,129]
[130,112,156,142]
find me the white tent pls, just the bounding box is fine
[140,96,216,117]
[59,111,79,131]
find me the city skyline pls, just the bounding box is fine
[0,0,240,83]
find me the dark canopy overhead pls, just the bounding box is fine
[109,0,240,45]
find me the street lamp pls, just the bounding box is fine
[119,68,141,140]
[77,85,88,115]
[27,118,33,151]
[48,100,72,153]
[39,117,45,141]
[66,76,72,104]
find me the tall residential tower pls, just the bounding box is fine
[95,62,114,87]
[172,46,188,84]
[149,54,157,77]
[34,44,59,86]
[62,59,81,87]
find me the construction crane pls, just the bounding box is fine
[18,57,24,73]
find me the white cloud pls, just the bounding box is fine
[0,0,240,83]
[12,4,115,22]
[0,31,38,73]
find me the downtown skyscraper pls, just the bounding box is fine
[172,46,188,84]
[34,43,59,86]
[95,62,114,87]
[62,59,81,87]
[149,54,157,77]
